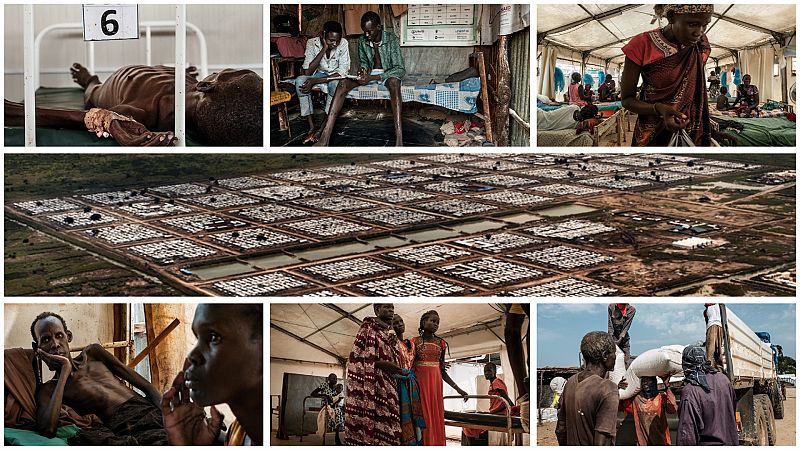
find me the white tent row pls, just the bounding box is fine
[537,4,796,103]
[270,303,528,412]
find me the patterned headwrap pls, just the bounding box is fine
[661,4,715,16]
[682,345,718,393]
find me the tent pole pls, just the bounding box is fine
[495,35,511,146]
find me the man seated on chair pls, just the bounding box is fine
[315,11,406,147]
[296,20,350,144]
[4,63,262,146]
[31,312,168,445]
[161,304,263,446]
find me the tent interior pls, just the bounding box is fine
[536,4,797,147]
[270,4,531,147]
[270,303,529,446]
[3,304,238,445]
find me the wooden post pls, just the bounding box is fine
[146,304,190,393]
[143,304,160,389]
[495,35,511,147]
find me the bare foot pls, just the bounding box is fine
[302,129,318,144]
[70,63,100,89]
[312,139,328,147]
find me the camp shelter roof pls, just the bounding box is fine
[271,303,509,364]
[538,4,796,65]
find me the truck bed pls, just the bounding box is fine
[726,308,775,381]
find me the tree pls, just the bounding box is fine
[777,355,795,375]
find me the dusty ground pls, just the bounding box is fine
[537,387,795,446]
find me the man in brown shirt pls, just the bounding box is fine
[556,331,620,446]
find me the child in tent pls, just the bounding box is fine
[568,72,590,106]
[716,86,730,110]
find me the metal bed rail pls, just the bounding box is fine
[444,394,520,445]
[33,20,208,89]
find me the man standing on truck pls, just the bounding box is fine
[608,304,636,364]
[704,304,725,371]
[676,346,738,446]
[556,331,619,446]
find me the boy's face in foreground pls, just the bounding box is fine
[34,316,73,370]
[185,305,262,407]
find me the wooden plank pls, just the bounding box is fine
[143,304,160,389]
[129,317,181,369]
[472,51,493,143]
[495,36,511,146]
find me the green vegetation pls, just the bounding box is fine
[4,153,403,202]
[778,355,795,375]
[4,217,181,296]
[683,153,796,168]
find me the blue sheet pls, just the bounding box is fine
[316,75,481,114]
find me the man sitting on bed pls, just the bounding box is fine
[314,11,406,146]
[4,63,262,146]
[31,312,168,445]
[161,304,263,446]
[462,362,515,445]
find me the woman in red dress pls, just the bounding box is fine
[411,310,469,446]
[619,4,735,146]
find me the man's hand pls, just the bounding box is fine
[162,360,225,446]
[300,78,321,93]
[661,374,671,387]
[712,130,738,146]
[655,103,689,132]
[36,349,70,370]
[320,32,330,51]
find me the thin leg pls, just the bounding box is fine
[385,77,403,146]
[314,79,360,146]
[504,312,527,396]
[70,63,101,106]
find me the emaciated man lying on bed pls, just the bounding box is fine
[4,63,262,146]
[31,312,168,445]
[314,11,406,147]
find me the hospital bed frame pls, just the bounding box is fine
[299,395,329,444]
[443,394,524,446]
[33,21,209,90]
[592,108,625,146]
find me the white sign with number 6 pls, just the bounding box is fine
[83,5,139,41]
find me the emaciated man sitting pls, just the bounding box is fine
[5,63,262,146]
[31,312,168,445]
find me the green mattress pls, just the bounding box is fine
[5,87,204,146]
[4,424,79,446]
[715,116,797,147]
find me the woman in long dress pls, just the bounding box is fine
[393,315,425,445]
[344,304,404,445]
[411,310,469,446]
[619,4,735,146]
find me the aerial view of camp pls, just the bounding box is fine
[4,152,795,297]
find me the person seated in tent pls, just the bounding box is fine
[314,11,406,147]
[708,70,720,98]
[537,103,602,132]
[4,62,263,146]
[732,74,760,117]
[161,304,263,445]
[309,373,345,445]
[619,4,736,146]
[30,312,168,445]
[296,21,350,144]
[555,331,619,446]
[462,362,515,445]
[568,72,591,106]
[716,86,731,110]
[598,75,617,102]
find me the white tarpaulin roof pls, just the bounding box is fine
[271,304,512,364]
[538,4,796,64]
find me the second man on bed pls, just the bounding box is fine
[314,11,406,147]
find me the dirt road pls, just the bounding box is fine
[536,387,795,446]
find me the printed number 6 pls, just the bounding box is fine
[101,10,119,36]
